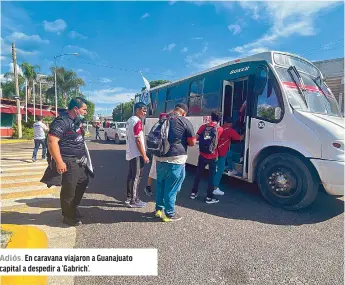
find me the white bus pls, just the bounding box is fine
[136,51,344,210]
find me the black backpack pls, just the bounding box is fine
[199,124,219,154]
[146,117,170,157]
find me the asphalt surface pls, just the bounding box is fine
[71,129,345,284]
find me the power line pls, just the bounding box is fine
[74,59,177,78]
[74,38,343,81]
[295,38,344,54]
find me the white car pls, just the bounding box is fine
[104,122,127,144]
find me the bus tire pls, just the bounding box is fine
[257,153,318,211]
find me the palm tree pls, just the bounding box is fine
[46,67,85,107]
[20,62,40,102]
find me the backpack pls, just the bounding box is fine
[199,124,219,154]
[146,117,170,157]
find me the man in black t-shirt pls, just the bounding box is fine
[48,97,89,226]
[154,103,196,222]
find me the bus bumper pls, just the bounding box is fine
[310,159,345,196]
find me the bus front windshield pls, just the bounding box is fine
[275,67,342,117]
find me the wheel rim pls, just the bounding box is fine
[267,167,298,198]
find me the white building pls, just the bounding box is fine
[313,58,344,114]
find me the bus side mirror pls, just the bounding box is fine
[275,107,282,120]
[254,66,268,95]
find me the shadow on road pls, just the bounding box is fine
[1,199,159,228]
[3,147,343,228]
[86,149,345,226]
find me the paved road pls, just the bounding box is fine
[0,142,76,285]
[73,135,343,285]
[1,131,343,285]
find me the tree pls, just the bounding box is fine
[141,79,171,91]
[20,62,40,101]
[112,79,171,121]
[1,76,25,99]
[112,99,134,122]
[85,100,95,122]
[46,67,85,108]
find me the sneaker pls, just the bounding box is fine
[128,200,147,208]
[213,188,225,196]
[228,170,239,176]
[190,193,198,199]
[63,217,82,226]
[205,197,220,204]
[32,158,36,162]
[154,210,163,218]
[240,157,244,163]
[125,198,131,205]
[144,186,153,196]
[162,214,182,222]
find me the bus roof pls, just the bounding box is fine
[144,50,321,93]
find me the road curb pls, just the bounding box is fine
[0,224,48,285]
[0,139,33,145]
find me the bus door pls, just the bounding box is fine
[247,65,282,181]
[221,81,234,124]
[222,78,249,179]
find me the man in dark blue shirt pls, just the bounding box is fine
[155,103,196,222]
[48,97,89,226]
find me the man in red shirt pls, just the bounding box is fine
[190,111,223,204]
[214,117,244,194]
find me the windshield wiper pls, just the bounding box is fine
[287,66,308,107]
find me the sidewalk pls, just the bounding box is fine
[0,143,75,285]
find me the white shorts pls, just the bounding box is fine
[149,155,157,180]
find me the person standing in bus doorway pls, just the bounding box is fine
[213,117,244,193]
[32,116,49,162]
[125,102,150,208]
[154,103,196,222]
[144,113,168,196]
[190,111,223,204]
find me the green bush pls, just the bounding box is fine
[12,123,34,139]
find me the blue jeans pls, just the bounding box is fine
[155,162,186,217]
[32,139,47,160]
[214,151,233,188]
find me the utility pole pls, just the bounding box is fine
[25,79,28,122]
[12,43,22,138]
[33,81,36,121]
[40,81,42,116]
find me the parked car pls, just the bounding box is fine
[104,122,126,144]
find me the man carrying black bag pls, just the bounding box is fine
[41,97,92,226]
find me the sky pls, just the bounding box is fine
[1,1,344,115]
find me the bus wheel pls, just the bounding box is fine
[257,153,318,210]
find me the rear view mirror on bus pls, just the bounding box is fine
[253,65,269,95]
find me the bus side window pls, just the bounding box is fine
[154,89,166,117]
[202,92,221,114]
[188,78,204,115]
[254,75,283,122]
[166,84,188,113]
